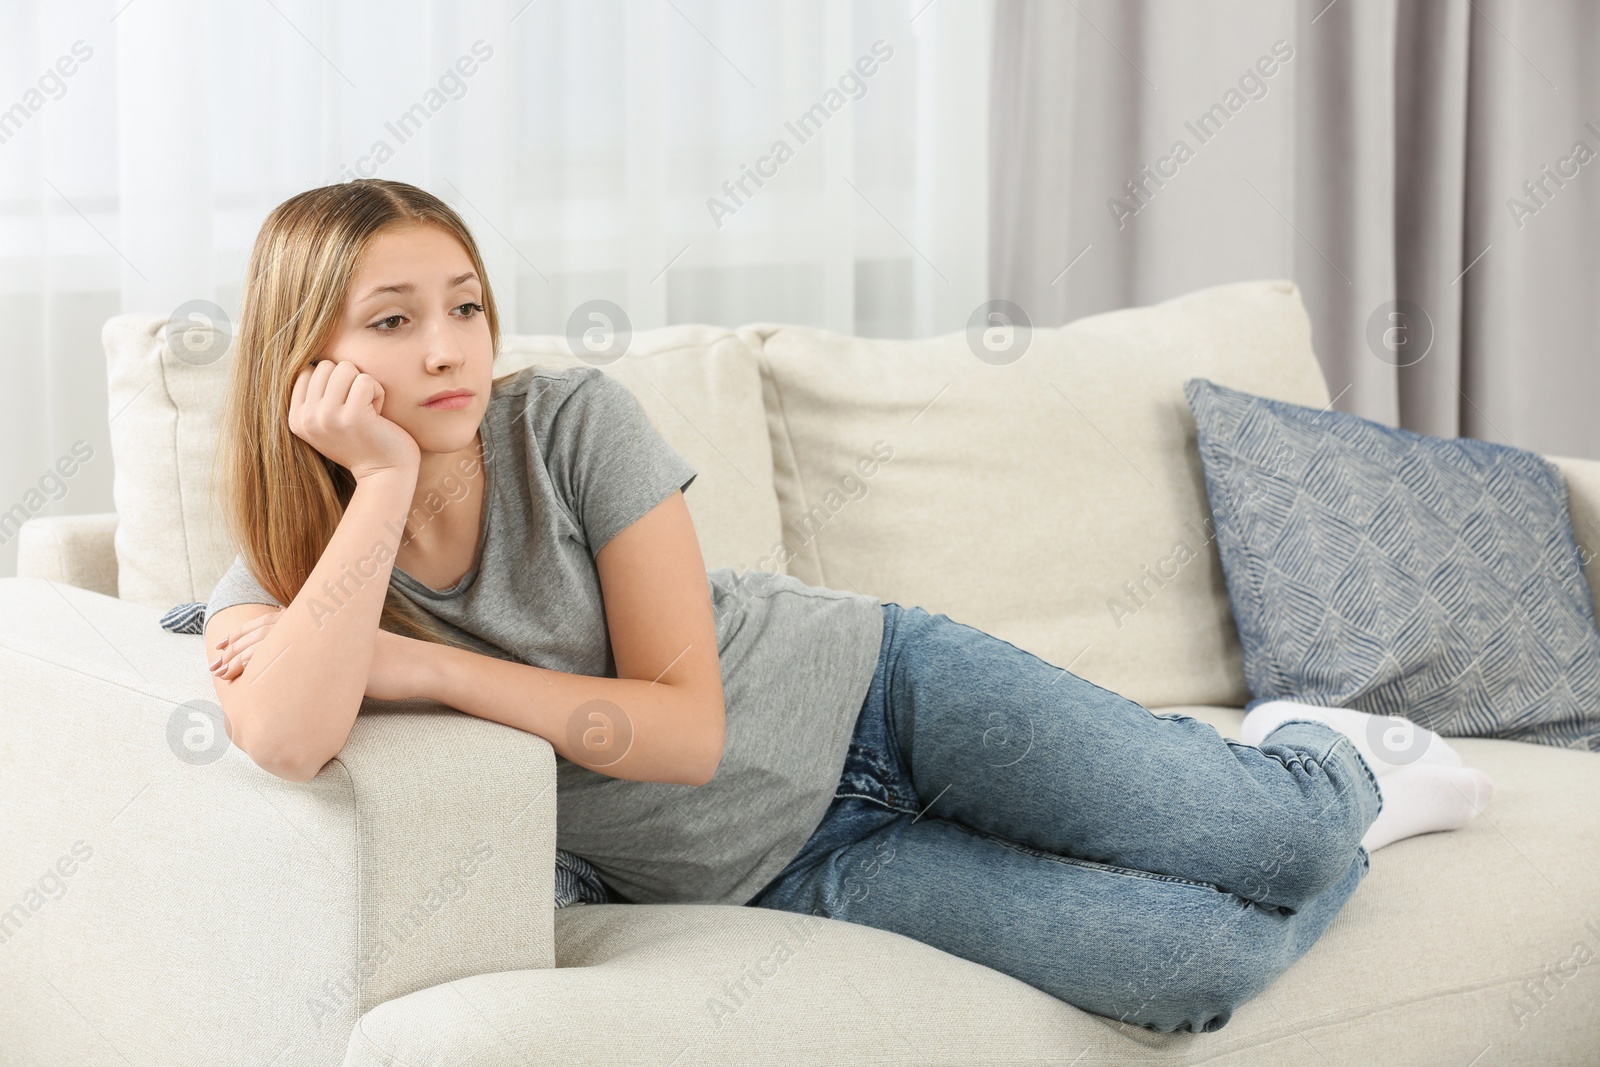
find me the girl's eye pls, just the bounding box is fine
[368,303,481,332]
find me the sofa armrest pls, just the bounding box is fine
[1547,454,1600,615]
[15,512,120,597]
[0,577,557,1067]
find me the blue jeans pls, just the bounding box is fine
[744,603,1383,1034]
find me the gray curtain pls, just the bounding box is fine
[990,0,1600,459]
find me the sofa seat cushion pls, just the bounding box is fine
[344,706,1600,1066]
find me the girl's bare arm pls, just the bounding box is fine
[208,466,417,781]
[209,359,422,781]
[404,490,726,787]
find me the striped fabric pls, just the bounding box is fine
[164,601,612,907]
[160,600,208,634]
[1185,377,1600,750]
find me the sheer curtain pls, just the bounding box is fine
[990,0,1600,460]
[0,0,993,578]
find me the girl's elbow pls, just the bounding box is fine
[695,705,727,786]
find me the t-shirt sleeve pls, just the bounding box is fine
[548,368,698,559]
[205,552,286,623]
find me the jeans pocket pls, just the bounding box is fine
[835,742,903,810]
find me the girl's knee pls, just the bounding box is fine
[1111,966,1258,1034]
[1237,803,1367,912]
[1101,907,1276,1033]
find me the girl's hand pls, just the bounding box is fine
[289,358,422,483]
[209,610,432,702]
[209,610,283,680]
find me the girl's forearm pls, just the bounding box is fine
[423,643,724,787]
[231,468,418,781]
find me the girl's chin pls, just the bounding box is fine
[408,425,480,458]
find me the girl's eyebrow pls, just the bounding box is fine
[358,271,479,302]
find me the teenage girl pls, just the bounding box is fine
[204,178,1493,1035]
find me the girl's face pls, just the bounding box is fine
[320,222,493,457]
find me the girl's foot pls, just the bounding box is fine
[1359,763,1495,852]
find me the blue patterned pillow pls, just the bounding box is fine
[1184,377,1600,751]
[166,601,614,905]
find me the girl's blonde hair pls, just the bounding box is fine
[211,178,517,652]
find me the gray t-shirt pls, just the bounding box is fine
[206,364,886,907]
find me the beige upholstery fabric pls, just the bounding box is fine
[103,315,237,608]
[740,279,1331,709]
[14,511,120,596]
[0,577,560,1065]
[1547,454,1600,619]
[343,715,1600,1065]
[98,315,777,611]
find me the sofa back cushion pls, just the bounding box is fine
[105,279,1330,710]
[105,316,235,609]
[103,317,776,610]
[740,279,1332,708]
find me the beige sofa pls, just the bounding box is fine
[4,279,1597,1065]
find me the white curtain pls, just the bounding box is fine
[991,0,1600,460]
[0,0,993,578]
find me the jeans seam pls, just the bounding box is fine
[940,814,1229,894]
[1342,734,1380,787]
[870,606,923,813]
[881,604,910,797]
[831,788,908,812]
[1334,735,1385,819]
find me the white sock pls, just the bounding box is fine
[1359,763,1495,852]
[1238,699,1495,852]
[1240,699,1463,777]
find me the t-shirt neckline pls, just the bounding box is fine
[390,412,496,600]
